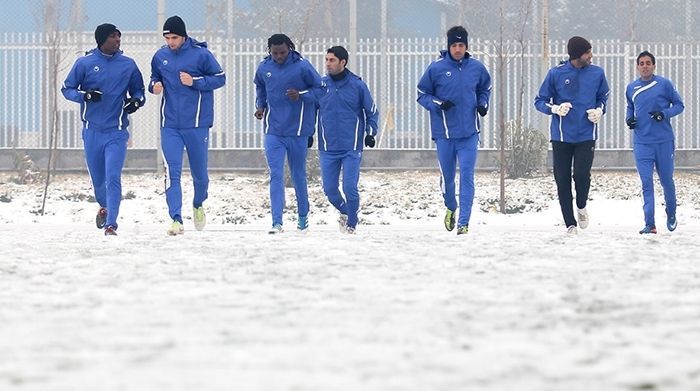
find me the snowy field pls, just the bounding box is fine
[1,170,700,391]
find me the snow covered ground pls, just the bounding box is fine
[1,170,700,391]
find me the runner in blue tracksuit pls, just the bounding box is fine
[625,51,684,234]
[417,26,492,235]
[534,36,609,234]
[254,34,322,234]
[318,46,379,234]
[149,16,226,236]
[62,23,145,236]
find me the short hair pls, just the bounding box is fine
[267,33,295,51]
[326,46,349,65]
[637,51,656,65]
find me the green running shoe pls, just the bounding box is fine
[456,225,469,235]
[444,209,456,231]
[193,206,206,231]
[167,220,184,236]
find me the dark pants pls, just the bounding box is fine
[552,140,595,227]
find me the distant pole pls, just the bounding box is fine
[540,0,549,137]
[156,0,166,173]
[380,0,388,147]
[349,0,357,56]
[227,0,235,40]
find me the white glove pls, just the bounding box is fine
[551,102,572,116]
[586,108,603,124]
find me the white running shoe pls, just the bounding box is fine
[193,206,206,231]
[338,214,348,232]
[268,224,283,234]
[577,207,589,229]
[167,220,184,236]
[566,225,578,235]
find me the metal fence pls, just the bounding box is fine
[1,32,699,150]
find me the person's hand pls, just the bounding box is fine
[307,136,314,148]
[286,89,300,102]
[477,105,488,117]
[364,135,376,148]
[84,89,102,102]
[649,111,664,121]
[152,82,163,95]
[440,100,455,111]
[254,108,265,120]
[551,102,572,116]
[179,72,193,86]
[626,117,637,129]
[586,108,603,124]
[123,98,141,114]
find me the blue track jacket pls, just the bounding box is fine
[417,51,492,140]
[62,48,145,131]
[318,70,379,151]
[535,60,610,143]
[254,51,322,137]
[149,37,226,129]
[625,75,684,144]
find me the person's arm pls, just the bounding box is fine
[417,65,443,111]
[148,54,163,94]
[61,60,86,103]
[253,66,267,119]
[664,80,685,118]
[476,65,492,114]
[128,62,146,104]
[190,51,226,91]
[595,71,610,113]
[298,61,323,103]
[361,82,379,136]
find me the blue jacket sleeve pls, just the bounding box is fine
[191,51,226,91]
[148,55,162,94]
[61,60,86,103]
[299,62,323,104]
[625,86,635,121]
[663,81,684,118]
[477,65,492,109]
[254,67,267,110]
[128,60,146,104]
[417,65,441,112]
[361,82,379,136]
[595,72,610,112]
[534,70,555,115]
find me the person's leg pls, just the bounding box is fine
[82,128,107,209]
[552,141,576,227]
[435,139,457,212]
[633,143,656,228]
[161,127,185,223]
[264,134,286,226]
[572,140,595,210]
[341,150,362,228]
[183,127,210,209]
[287,136,310,219]
[320,151,348,215]
[455,134,479,227]
[103,131,129,229]
[654,140,677,227]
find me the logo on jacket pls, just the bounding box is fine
[163,59,168,66]
[93,66,100,72]
[564,79,570,85]
[446,71,452,77]
[266,72,272,78]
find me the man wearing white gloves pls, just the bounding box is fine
[534,36,609,234]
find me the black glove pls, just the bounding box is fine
[626,117,637,129]
[649,111,664,121]
[364,135,376,148]
[84,89,102,102]
[440,100,455,111]
[123,98,141,114]
[307,136,314,148]
[477,105,488,117]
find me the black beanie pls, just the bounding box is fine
[327,46,349,64]
[567,36,592,59]
[447,29,468,47]
[94,23,120,47]
[163,15,187,37]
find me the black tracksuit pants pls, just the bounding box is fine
[551,140,595,228]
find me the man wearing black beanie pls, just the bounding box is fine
[534,36,610,234]
[149,15,226,236]
[61,23,145,236]
[417,25,492,236]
